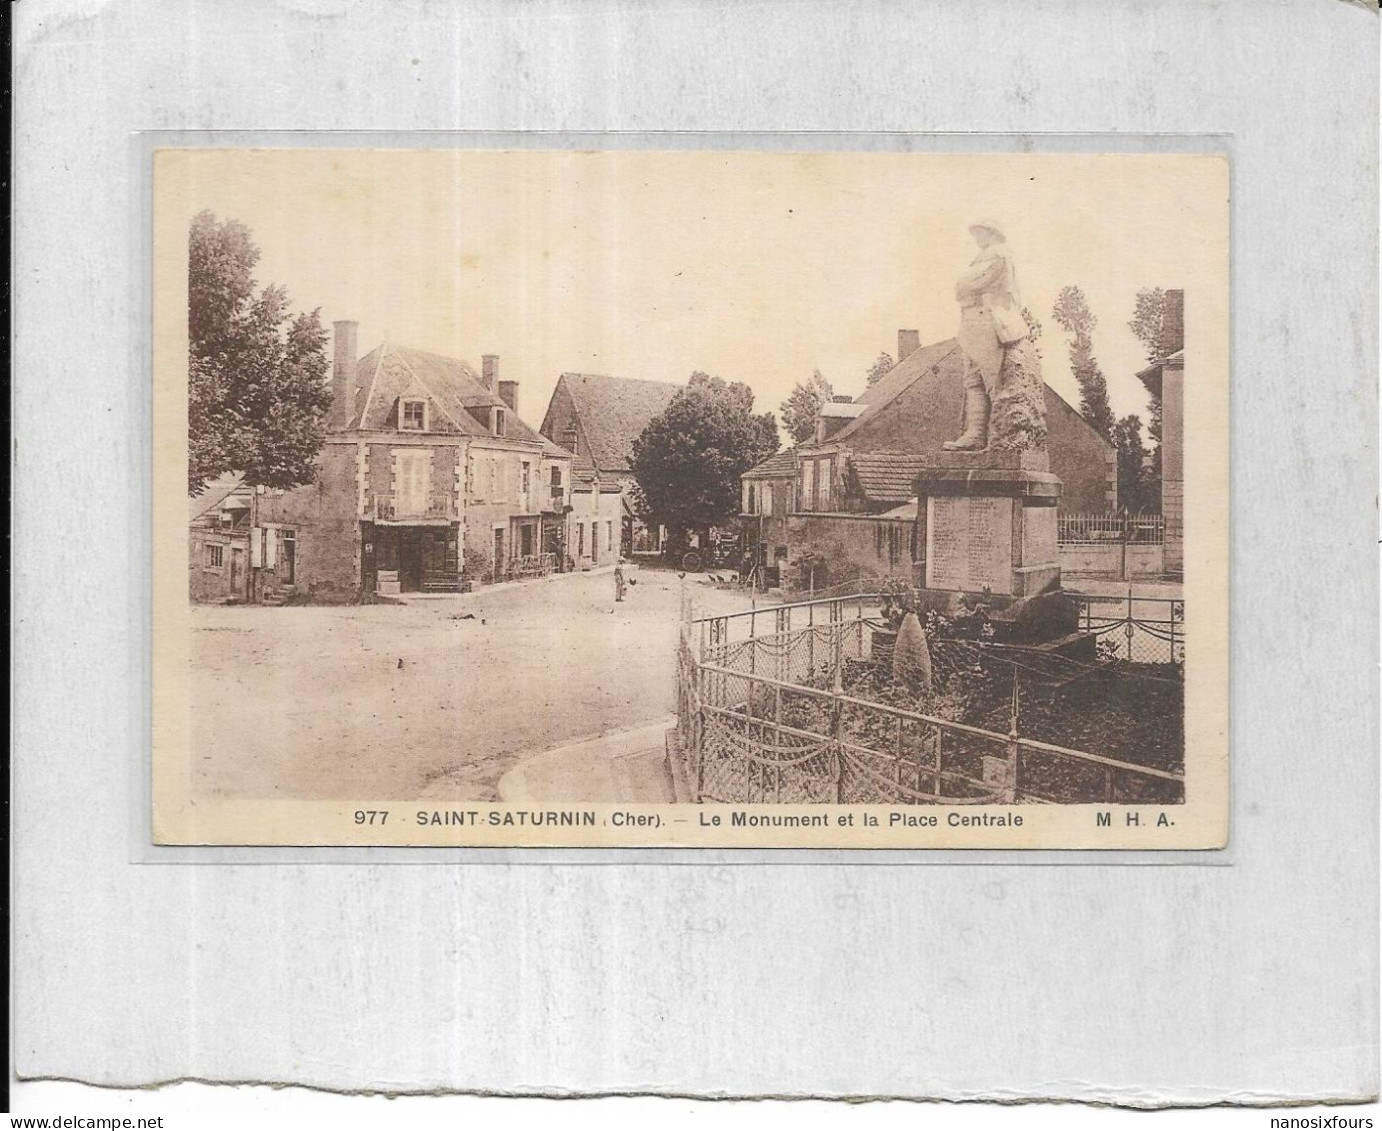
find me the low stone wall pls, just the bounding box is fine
[784,512,916,591]
[1059,542,1164,579]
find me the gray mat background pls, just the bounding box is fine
[12,0,1379,1104]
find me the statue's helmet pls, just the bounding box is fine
[968,219,1007,242]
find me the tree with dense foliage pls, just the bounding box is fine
[1128,286,1169,467]
[630,372,779,555]
[1113,414,1152,511]
[188,210,332,495]
[1051,285,1115,441]
[1128,287,1169,365]
[780,369,834,443]
[865,351,895,387]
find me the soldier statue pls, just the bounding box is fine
[944,220,1030,451]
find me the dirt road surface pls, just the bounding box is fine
[189,568,757,802]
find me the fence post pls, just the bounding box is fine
[1125,587,1135,661]
[748,602,756,680]
[774,685,783,803]
[693,663,705,803]
[831,599,844,681]
[895,716,904,790]
[831,660,845,804]
[1001,673,1020,804]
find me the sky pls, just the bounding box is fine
[158,148,1228,435]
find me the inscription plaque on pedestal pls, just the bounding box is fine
[927,497,967,589]
[1023,502,1059,567]
[925,495,1014,593]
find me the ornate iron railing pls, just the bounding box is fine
[1071,593,1184,664]
[675,591,1185,806]
[371,492,456,522]
[1058,512,1165,545]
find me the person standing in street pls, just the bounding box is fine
[614,560,627,602]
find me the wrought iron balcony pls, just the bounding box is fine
[370,492,456,523]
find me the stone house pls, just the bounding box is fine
[539,372,682,559]
[739,446,799,579]
[188,474,252,602]
[740,330,1115,589]
[248,321,574,601]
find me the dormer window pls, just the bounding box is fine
[492,406,506,437]
[401,399,426,431]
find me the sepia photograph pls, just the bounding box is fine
[153,147,1228,848]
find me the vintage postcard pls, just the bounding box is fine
[152,147,1228,849]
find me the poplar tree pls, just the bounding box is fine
[1051,285,1115,441]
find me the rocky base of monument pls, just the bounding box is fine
[989,338,1048,453]
[902,581,1086,652]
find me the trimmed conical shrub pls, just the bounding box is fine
[892,611,933,692]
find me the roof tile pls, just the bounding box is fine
[555,373,681,473]
[848,451,933,504]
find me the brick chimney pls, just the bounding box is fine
[898,329,921,362]
[481,354,498,392]
[498,380,519,414]
[1161,290,1184,356]
[331,320,359,429]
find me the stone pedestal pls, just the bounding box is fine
[914,449,1062,598]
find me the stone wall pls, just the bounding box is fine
[783,513,917,591]
[188,528,249,603]
[256,442,362,601]
[1059,542,1165,580]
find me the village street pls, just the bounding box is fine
[189,567,755,803]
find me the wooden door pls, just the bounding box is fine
[399,531,424,592]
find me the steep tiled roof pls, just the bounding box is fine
[189,473,248,523]
[758,331,1112,512]
[847,452,933,505]
[554,373,681,474]
[572,467,626,492]
[744,446,799,478]
[823,339,965,445]
[345,342,551,447]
